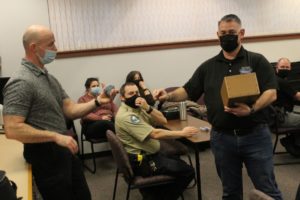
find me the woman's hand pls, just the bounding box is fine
[102,114,112,121]
[139,81,146,89]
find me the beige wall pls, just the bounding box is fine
[1,0,300,100]
[1,0,300,152]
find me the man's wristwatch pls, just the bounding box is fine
[95,99,101,107]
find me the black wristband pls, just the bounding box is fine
[95,99,101,107]
[146,106,153,114]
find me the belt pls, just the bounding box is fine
[213,124,267,137]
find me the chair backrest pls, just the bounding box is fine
[106,130,134,182]
[65,118,78,139]
[249,189,274,200]
[65,118,75,131]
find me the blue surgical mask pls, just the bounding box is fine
[90,87,101,96]
[37,49,57,65]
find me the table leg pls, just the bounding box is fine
[194,146,202,200]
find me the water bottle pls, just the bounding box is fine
[104,85,115,97]
[179,101,187,121]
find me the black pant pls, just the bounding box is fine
[131,153,194,200]
[24,143,91,200]
[83,120,115,139]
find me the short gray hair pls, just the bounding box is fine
[218,14,242,26]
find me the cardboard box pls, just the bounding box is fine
[221,73,260,107]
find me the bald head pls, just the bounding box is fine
[22,25,53,50]
[276,57,291,71]
[22,25,57,67]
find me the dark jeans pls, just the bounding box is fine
[24,143,91,200]
[83,120,115,139]
[210,125,282,200]
[131,153,194,200]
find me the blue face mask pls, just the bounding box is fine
[37,49,57,65]
[90,87,101,96]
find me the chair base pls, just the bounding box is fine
[82,159,96,174]
[273,152,300,166]
[112,168,185,200]
[81,138,108,174]
[81,143,97,174]
[273,134,300,165]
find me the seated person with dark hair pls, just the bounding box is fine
[126,70,156,106]
[78,77,118,139]
[274,57,300,156]
[115,82,197,200]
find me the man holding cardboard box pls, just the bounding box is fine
[154,14,282,199]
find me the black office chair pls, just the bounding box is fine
[106,130,184,200]
[268,105,300,165]
[65,119,79,146]
[65,119,80,157]
[80,123,108,174]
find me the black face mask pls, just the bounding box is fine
[133,80,140,86]
[278,69,290,78]
[219,34,239,52]
[125,94,139,109]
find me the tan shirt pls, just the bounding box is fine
[115,103,160,154]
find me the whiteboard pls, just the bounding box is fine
[48,0,300,52]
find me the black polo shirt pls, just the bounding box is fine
[274,76,297,112]
[183,46,277,130]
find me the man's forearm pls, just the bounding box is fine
[4,117,58,143]
[147,108,167,126]
[4,115,79,154]
[63,98,97,119]
[167,87,189,102]
[149,128,183,139]
[252,89,276,111]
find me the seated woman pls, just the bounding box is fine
[125,70,155,106]
[78,77,118,139]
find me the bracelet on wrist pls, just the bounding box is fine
[146,106,153,114]
[94,99,101,107]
